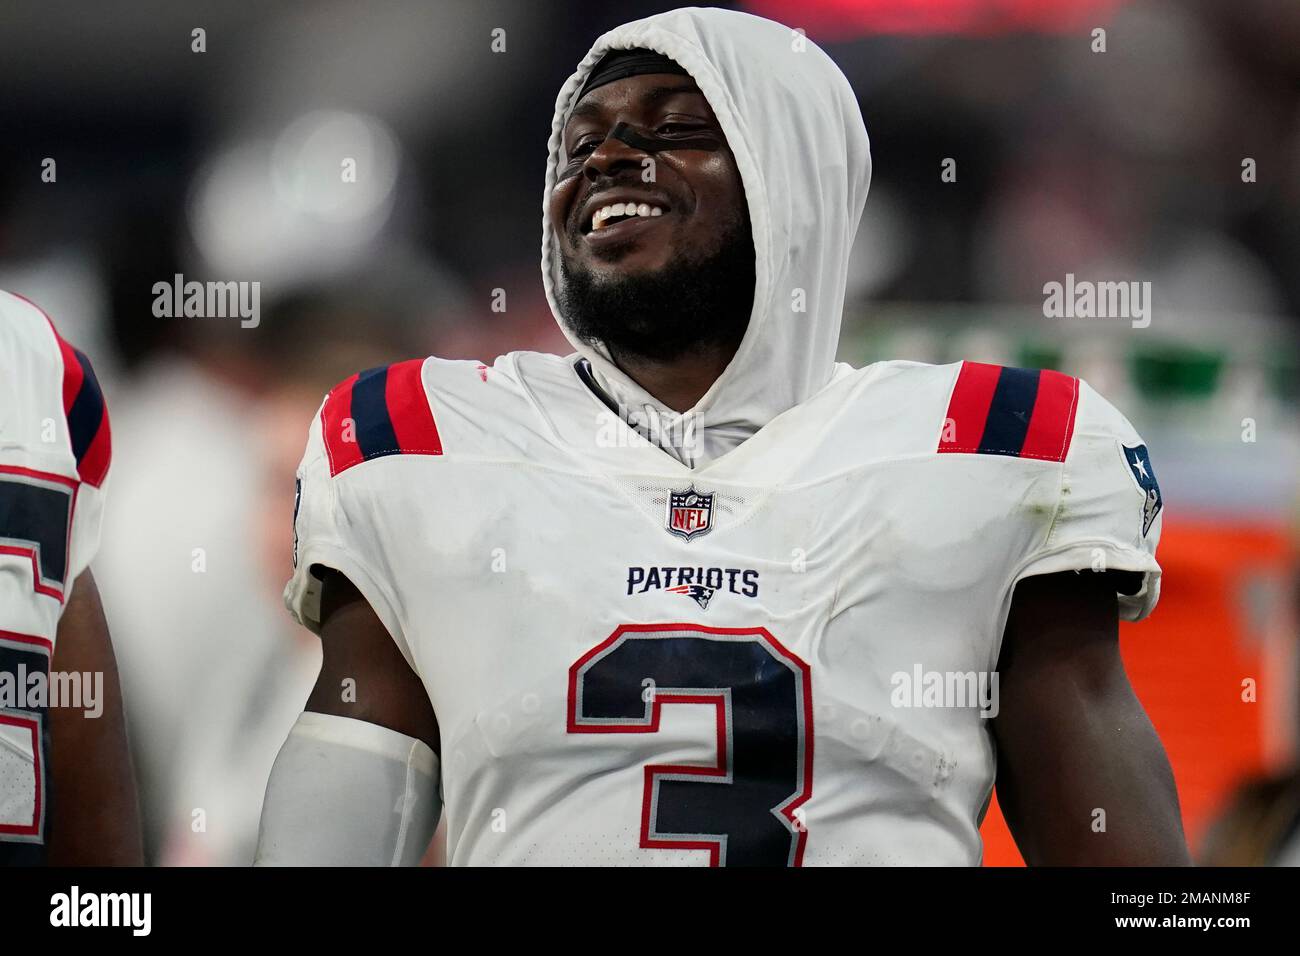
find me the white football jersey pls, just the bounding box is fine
[286,352,1163,866]
[286,5,1165,867]
[0,290,112,863]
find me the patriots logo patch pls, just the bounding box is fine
[1122,443,1162,536]
[667,583,714,609]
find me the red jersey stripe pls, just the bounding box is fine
[321,373,364,477]
[55,335,84,415]
[384,358,442,456]
[77,409,112,488]
[937,361,1001,454]
[28,303,110,487]
[1019,368,1079,463]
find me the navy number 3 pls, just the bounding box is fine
[567,623,813,866]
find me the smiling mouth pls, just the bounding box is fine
[582,201,668,235]
[580,211,672,249]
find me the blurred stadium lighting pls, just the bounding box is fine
[188,110,400,287]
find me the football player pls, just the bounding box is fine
[0,291,142,865]
[257,8,1189,866]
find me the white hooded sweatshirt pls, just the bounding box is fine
[541,6,872,467]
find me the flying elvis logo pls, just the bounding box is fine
[627,566,760,610]
[1121,443,1162,536]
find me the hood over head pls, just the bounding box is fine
[541,7,871,467]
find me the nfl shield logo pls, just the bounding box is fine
[666,486,714,541]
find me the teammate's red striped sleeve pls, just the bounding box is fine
[76,395,112,488]
[53,334,85,415]
[33,305,111,488]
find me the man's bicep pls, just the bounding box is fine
[47,570,143,865]
[258,569,442,867]
[991,570,1188,865]
[304,567,439,753]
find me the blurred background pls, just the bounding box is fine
[0,0,1295,865]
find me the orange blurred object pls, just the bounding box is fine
[981,518,1298,865]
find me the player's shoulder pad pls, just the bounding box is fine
[318,357,444,477]
[0,289,111,487]
[1070,378,1163,535]
[936,360,1079,463]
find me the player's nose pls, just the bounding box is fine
[582,128,648,181]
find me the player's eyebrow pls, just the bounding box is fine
[567,82,706,126]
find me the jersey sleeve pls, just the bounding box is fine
[283,394,419,669]
[44,315,113,590]
[65,354,111,587]
[1014,380,1164,621]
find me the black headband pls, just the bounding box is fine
[576,49,690,102]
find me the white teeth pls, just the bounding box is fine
[590,202,666,231]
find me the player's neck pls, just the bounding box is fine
[609,343,737,413]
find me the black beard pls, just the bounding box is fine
[558,217,755,364]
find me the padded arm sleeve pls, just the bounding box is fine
[254,712,441,867]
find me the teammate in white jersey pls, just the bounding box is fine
[0,291,141,866]
[257,8,1188,866]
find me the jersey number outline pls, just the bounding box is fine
[0,465,77,602]
[567,623,813,866]
[0,465,74,861]
[0,630,52,853]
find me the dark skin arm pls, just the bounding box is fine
[45,570,143,865]
[992,569,1190,865]
[304,569,439,754]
